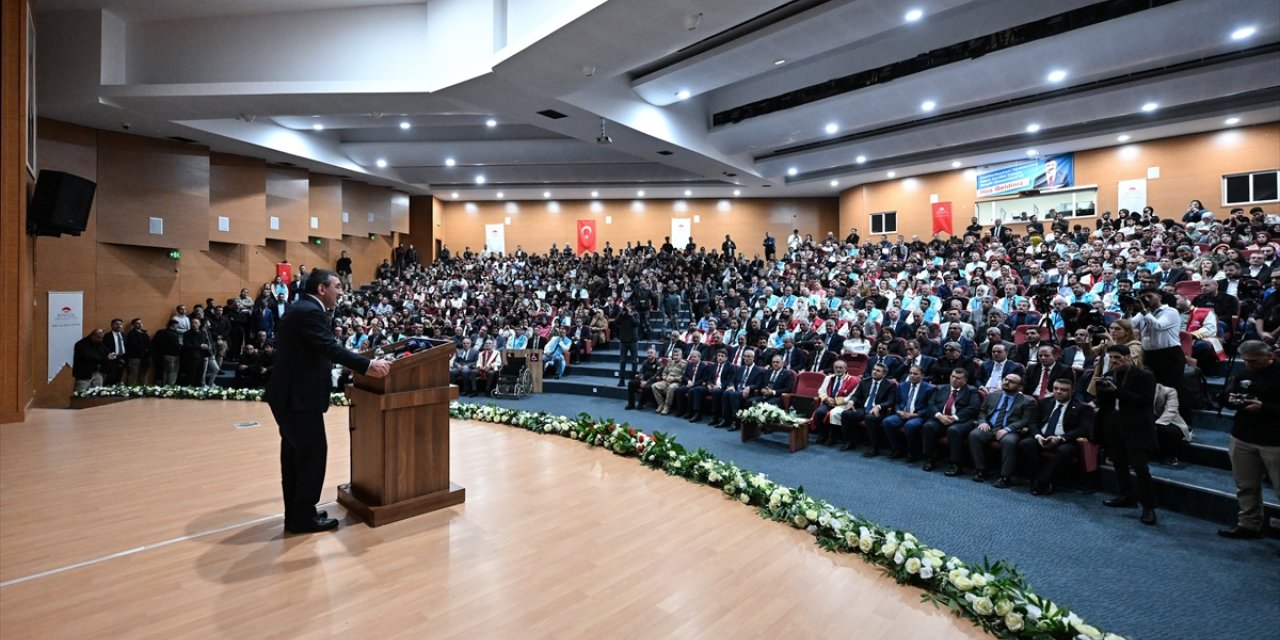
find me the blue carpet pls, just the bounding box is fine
[473,394,1280,640]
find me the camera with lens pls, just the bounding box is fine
[1117,293,1143,314]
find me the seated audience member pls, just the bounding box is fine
[775,336,808,372]
[814,359,859,445]
[658,330,684,360]
[866,341,903,380]
[673,350,710,419]
[1153,382,1191,465]
[686,349,733,423]
[542,326,572,379]
[943,322,977,360]
[882,365,935,461]
[805,336,838,374]
[976,343,1025,393]
[1025,344,1072,400]
[450,338,480,397]
[919,368,982,471]
[833,362,896,454]
[968,373,1037,487]
[976,326,1014,362]
[1017,378,1094,495]
[683,331,710,361]
[750,354,796,407]
[651,350,687,415]
[625,347,663,411]
[926,342,973,385]
[896,341,935,382]
[1060,328,1095,373]
[717,349,764,430]
[476,339,503,396]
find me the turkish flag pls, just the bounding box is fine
[931,202,953,235]
[577,219,597,254]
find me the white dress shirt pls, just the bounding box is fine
[1131,304,1181,350]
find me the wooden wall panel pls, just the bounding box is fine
[1,0,32,422]
[96,132,210,250]
[265,167,309,242]
[286,240,332,277]
[209,153,266,246]
[436,197,839,258]
[366,186,392,236]
[405,195,436,263]
[336,235,392,285]
[308,174,343,239]
[390,191,410,234]
[247,240,288,290]
[341,179,370,236]
[180,242,247,308]
[839,123,1280,240]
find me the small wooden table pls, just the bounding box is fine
[741,419,810,453]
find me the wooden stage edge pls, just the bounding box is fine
[0,399,983,639]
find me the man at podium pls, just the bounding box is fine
[266,269,390,534]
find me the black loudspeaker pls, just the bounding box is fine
[27,170,96,237]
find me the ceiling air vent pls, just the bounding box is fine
[167,136,198,144]
[657,150,674,156]
[537,109,569,120]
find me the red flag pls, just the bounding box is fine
[931,202,953,235]
[577,219,597,254]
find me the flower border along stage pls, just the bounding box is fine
[451,401,1124,640]
[72,384,350,406]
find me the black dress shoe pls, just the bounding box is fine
[816,436,829,445]
[943,465,963,477]
[888,450,905,460]
[1030,483,1054,496]
[708,418,722,427]
[688,415,702,423]
[1103,497,1138,508]
[616,381,626,387]
[862,448,880,458]
[971,470,988,482]
[285,515,339,534]
[922,462,936,472]
[905,455,918,464]
[726,424,740,431]
[993,476,1013,489]
[1140,508,1158,525]
[1217,526,1264,539]
[839,442,855,452]
[624,404,636,410]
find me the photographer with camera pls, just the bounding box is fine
[1096,345,1159,525]
[1129,289,1184,391]
[1218,340,1280,540]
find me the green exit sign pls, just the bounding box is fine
[168,250,181,260]
[314,238,323,245]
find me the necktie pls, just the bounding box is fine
[784,350,791,367]
[115,333,124,355]
[990,361,1003,389]
[715,364,723,386]
[908,383,919,411]
[734,348,743,366]
[811,352,822,372]
[993,394,1011,430]
[1038,368,1050,398]
[830,375,842,395]
[770,370,780,386]
[866,381,879,410]
[943,388,958,415]
[1046,403,1064,436]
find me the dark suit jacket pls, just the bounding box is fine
[729,364,765,392]
[1031,398,1094,441]
[72,336,109,379]
[680,361,710,386]
[777,347,807,372]
[266,296,371,413]
[759,367,796,394]
[683,342,709,361]
[977,391,1037,434]
[1159,268,1190,285]
[851,377,897,413]
[894,379,936,415]
[867,354,904,379]
[659,339,684,359]
[896,355,935,382]
[925,384,982,422]
[806,348,838,374]
[1024,362,1072,398]
[976,359,1026,388]
[926,356,973,385]
[700,362,737,388]
[1012,341,1050,366]
[1095,366,1158,450]
[821,333,845,353]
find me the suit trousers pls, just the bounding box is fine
[1228,437,1280,531]
[721,391,751,425]
[269,404,328,528]
[921,418,975,463]
[1105,422,1156,508]
[126,357,148,386]
[627,380,653,407]
[617,341,639,378]
[162,355,179,385]
[1144,346,1185,392]
[882,415,923,454]
[1017,437,1080,486]
[839,409,885,447]
[969,429,1022,477]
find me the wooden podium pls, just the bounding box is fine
[337,338,465,526]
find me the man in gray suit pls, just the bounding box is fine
[969,373,1037,487]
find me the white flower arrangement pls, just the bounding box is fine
[71,384,350,407]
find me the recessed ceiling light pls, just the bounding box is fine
[1047,69,1068,83]
[1117,134,1131,142]
[590,190,599,198]
[1026,149,1039,157]
[904,8,924,22]
[824,122,839,134]
[684,189,692,197]
[855,155,867,164]
[451,192,459,199]
[312,123,324,131]
[543,191,551,198]
[375,159,388,168]
[829,180,839,187]
[637,190,645,197]
[887,171,896,178]
[920,100,937,112]
[675,89,691,100]
[1026,123,1041,133]
[1141,102,1159,112]
[485,119,497,127]
[732,189,741,196]
[1225,117,1241,125]
[474,175,486,184]
[496,192,504,199]
[444,157,456,167]
[951,161,962,168]
[773,58,787,66]
[1231,26,1256,41]
[787,167,798,176]
[399,121,410,130]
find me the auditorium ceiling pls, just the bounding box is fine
[33,0,1280,200]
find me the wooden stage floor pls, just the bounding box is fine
[0,400,982,639]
